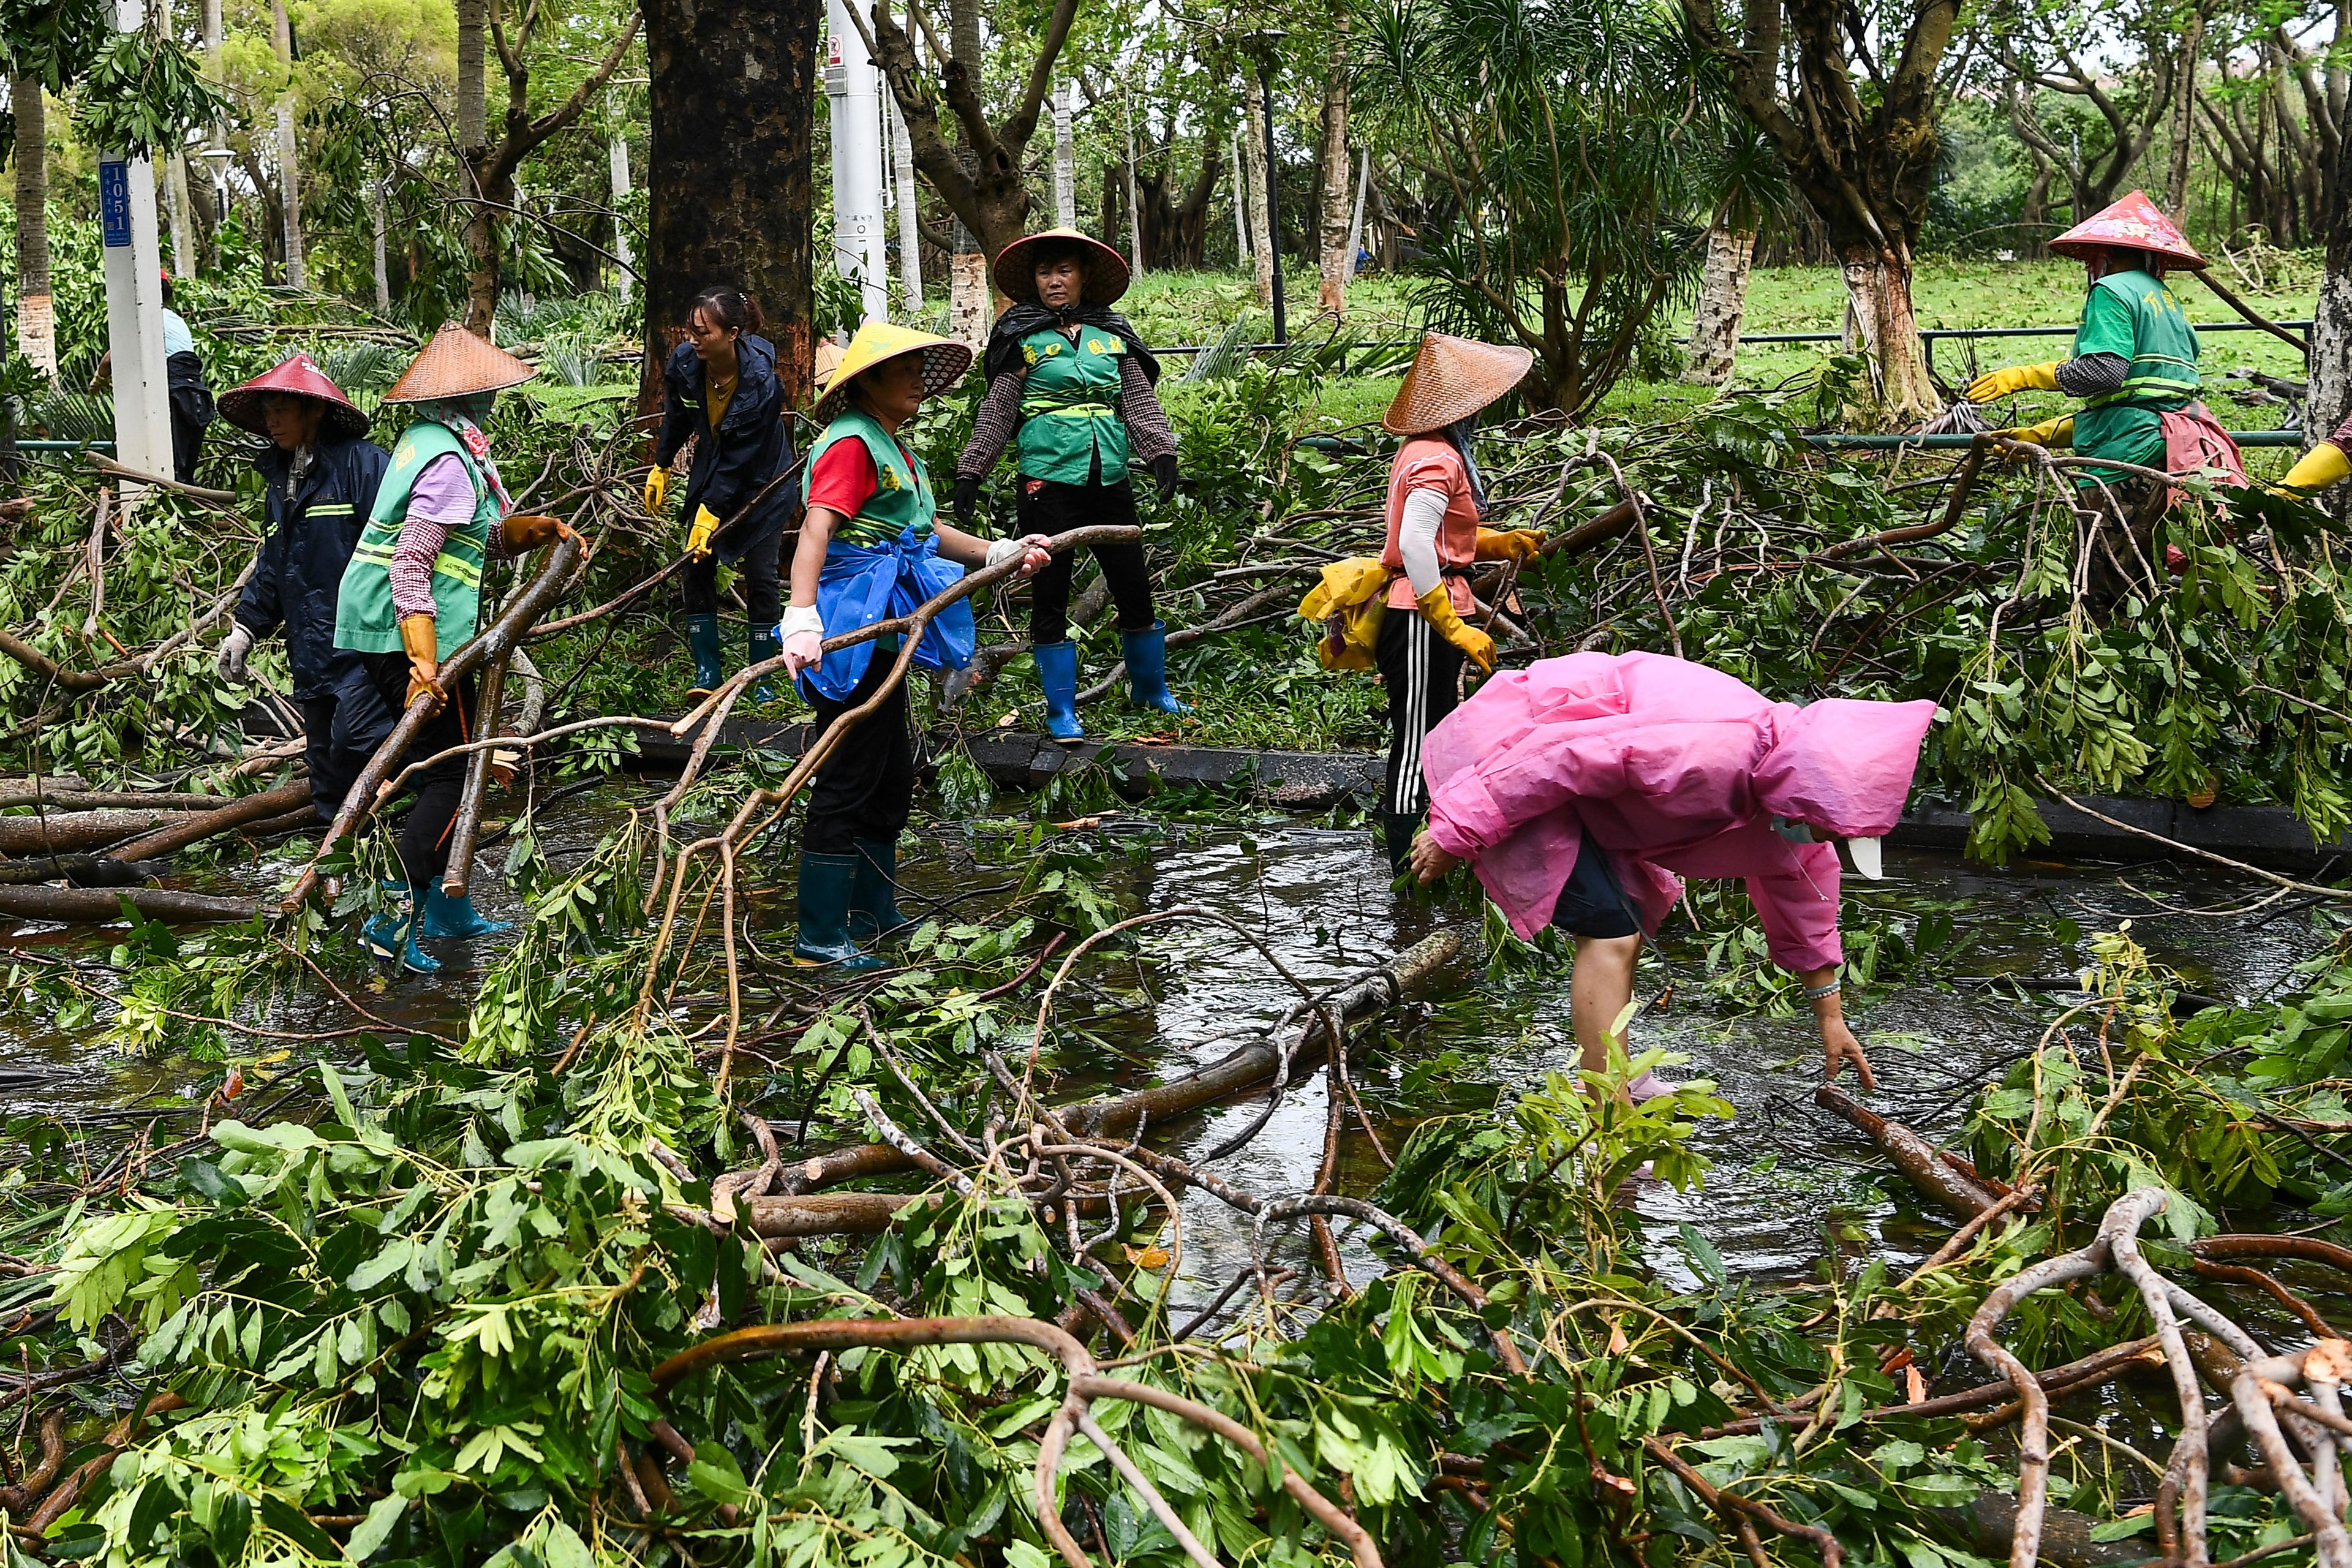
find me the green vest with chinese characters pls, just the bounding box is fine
[2071,270,2200,477]
[807,407,937,548]
[1016,326,1130,486]
[334,420,495,661]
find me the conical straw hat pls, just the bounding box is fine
[217,351,369,440]
[382,323,538,404]
[2049,190,2206,269]
[992,227,1132,307]
[813,320,974,423]
[1382,333,1534,435]
[812,338,846,398]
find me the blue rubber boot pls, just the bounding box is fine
[849,836,910,942]
[747,627,781,704]
[361,885,441,974]
[1033,641,1085,743]
[684,612,725,697]
[421,884,513,939]
[1122,622,1191,715]
[793,851,888,970]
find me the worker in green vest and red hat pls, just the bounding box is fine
[1967,191,2248,489]
[331,324,576,974]
[955,227,1187,742]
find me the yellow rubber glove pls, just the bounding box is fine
[643,466,669,514]
[686,505,722,561]
[397,613,445,714]
[1996,414,2075,450]
[1966,363,2062,402]
[1415,584,1496,675]
[1474,527,1547,565]
[2281,441,2352,494]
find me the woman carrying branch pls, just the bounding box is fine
[331,325,575,974]
[779,321,1052,970]
[644,285,798,703]
[1408,652,1937,1093]
[1368,333,1547,873]
[1966,192,2246,591]
[214,353,390,823]
[954,228,1186,742]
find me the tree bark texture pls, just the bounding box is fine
[1684,0,1956,420]
[856,0,1079,262]
[271,0,304,290]
[11,77,53,379]
[1052,77,1076,229]
[2168,6,2206,216]
[1684,219,1756,385]
[1316,13,1351,313]
[644,0,813,401]
[1243,93,1275,305]
[1133,146,1220,269]
[456,0,487,152]
[949,251,989,353]
[2309,111,2352,489]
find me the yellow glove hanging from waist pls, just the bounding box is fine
[1415,584,1496,674]
[1474,527,1547,564]
[687,505,722,561]
[1997,413,2075,451]
[1298,557,1394,671]
[1967,362,2063,402]
[397,613,445,714]
[2281,440,2352,494]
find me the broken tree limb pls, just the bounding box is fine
[0,810,194,856]
[0,886,257,925]
[107,779,315,863]
[439,648,511,898]
[1814,1083,2002,1220]
[772,932,1460,1197]
[0,853,165,888]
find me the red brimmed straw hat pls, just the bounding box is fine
[991,227,1133,306]
[382,323,537,404]
[1382,332,1535,435]
[216,352,370,441]
[2048,190,2206,269]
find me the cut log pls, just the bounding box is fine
[750,1193,930,1238]
[0,777,92,807]
[1924,1494,2153,1568]
[0,854,165,888]
[108,779,314,862]
[0,790,241,812]
[1814,1084,2000,1221]
[775,932,1462,1197]
[0,886,257,925]
[0,810,191,855]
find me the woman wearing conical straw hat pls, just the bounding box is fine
[952,228,1187,742]
[778,320,1052,970]
[1372,331,1546,873]
[330,324,576,974]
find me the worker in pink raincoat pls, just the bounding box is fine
[1406,652,1938,1093]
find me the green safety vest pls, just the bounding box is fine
[2071,270,2199,478]
[333,420,495,661]
[1015,326,1131,486]
[807,407,937,548]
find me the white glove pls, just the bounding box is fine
[985,533,1055,576]
[778,604,824,677]
[216,622,256,682]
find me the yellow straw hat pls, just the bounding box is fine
[812,338,846,399]
[992,227,1132,307]
[382,323,537,404]
[1382,332,1534,435]
[813,320,974,423]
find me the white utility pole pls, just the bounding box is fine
[824,0,888,322]
[607,119,635,291]
[100,0,173,481]
[1053,78,1077,229]
[270,0,304,287]
[888,94,921,313]
[202,0,228,229]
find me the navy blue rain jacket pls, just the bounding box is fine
[653,333,801,561]
[235,432,392,699]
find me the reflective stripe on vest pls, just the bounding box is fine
[2087,351,2199,408]
[348,534,484,590]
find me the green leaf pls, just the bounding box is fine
[347,1496,408,1562]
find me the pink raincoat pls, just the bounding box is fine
[1420,653,1938,972]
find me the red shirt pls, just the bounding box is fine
[806,432,924,522]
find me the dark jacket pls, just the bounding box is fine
[236,432,392,700]
[653,334,800,562]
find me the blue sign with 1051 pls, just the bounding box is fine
[100,160,132,247]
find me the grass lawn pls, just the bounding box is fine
[1101,258,2321,461]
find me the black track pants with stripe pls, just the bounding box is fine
[1376,606,1465,819]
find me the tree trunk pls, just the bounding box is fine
[1052,77,1076,228]
[10,77,53,379]
[1230,126,1250,269]
[372,183,391,311]
[2311,94,2352,483]
[1842,249,1939,420]
[609,123,636,290]
[270,0,304,288]
[1684,219,1756,385]
[1316,12,1351,314]
[1243,95,1275,304]
[2168,6,2205,215]
[458,0,488,152]
[643,0,818,405]
[949,249,989,353]
[889,96,920,311]
[461,164,511,337]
